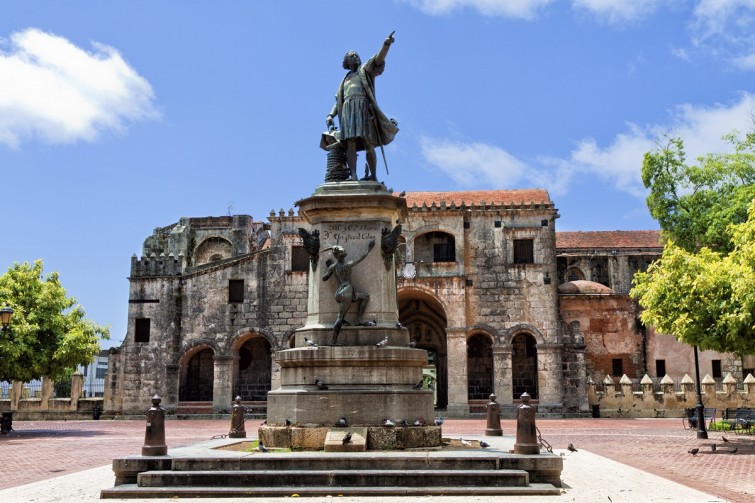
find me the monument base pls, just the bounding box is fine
[259,425,442,450]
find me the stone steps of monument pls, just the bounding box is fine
[173,455,503,471]
[136,468,531,488]
[101,482,562,498]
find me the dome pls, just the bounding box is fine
[557,280,614,294]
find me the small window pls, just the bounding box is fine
[291,246,309,272]
[433,243,456,263]
[95,368,107,379]
[494,221,502,228]
[711,360,722,379]
[135,318,150,343]
[612,358,623,377]
[229,279,244,303]
[655,359,666,378]
[513,239,534,264]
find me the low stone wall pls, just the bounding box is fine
[0,374,106,420]
[588,372,755,418]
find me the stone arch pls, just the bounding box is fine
[231,331,272,402]
[178,343,216,402]
[498,324,547,346]
[466,331,494,401]
[398,286,448,409]
[510,330,539,400]
[194,236,232,265]
[413,230,457,263]
[231,327,278,351]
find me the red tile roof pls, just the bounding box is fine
[404,189,552,207]
[556,230,663,250]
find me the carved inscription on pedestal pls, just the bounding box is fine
[321,222,380,246]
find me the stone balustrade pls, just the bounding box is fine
[588,372,755,418]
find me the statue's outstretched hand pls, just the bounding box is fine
[385,31,395,45]
[326,116,335,129]
[368,239,376,249]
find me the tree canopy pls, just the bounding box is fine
[0,260,109,382]
[641,131,755,254]
[632,201,755,355]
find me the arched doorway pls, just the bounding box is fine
[467,333,493,400]
[398,290,448,409]
[511,332,538,399]
[233,336,272,401]
[179,346,214,402]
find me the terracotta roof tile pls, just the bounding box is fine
[556,230,663,250]
[404,189,552,207]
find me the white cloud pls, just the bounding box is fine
[0,28,158,149]
[420,93,755,198]
[400,0,554,20]
[686,1,755,68]
[572,0,663,24]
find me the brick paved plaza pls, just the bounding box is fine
[0,418,752,502]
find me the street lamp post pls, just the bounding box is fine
[0,306,12,329]
[693,345,708,439]
[1,306,14,434]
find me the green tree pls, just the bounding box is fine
[0,260,109,382]
[631,203,755,355]
[641,131,755,253]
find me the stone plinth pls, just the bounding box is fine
[267,344,433,427]
[296,183,407,330]
[258,425,442,451]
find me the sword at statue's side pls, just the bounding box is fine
[370,104,389,175]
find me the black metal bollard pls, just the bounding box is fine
[0,412,13,434]
[229,396,247,438]
[141,395,168,456]
[484,393,502,436]
[92,405,102,420]
[513,392,540,454]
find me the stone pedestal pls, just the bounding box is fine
[264,183,436,447]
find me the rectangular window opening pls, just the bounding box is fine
[711,360,722,379]
[612,358,623,377]
[134,318,150,343]
[433,243,456,263]
[655,359,666,378]
[228,279,244,303]
[291,246,309,272]
[513,239,534,264]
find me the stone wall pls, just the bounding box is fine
[588,373,755,418]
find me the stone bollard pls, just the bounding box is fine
[229,396,247,438]
[142,395,168,456]
[484,393,502,436]
[513,392,539,454]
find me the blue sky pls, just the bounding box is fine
[2,0,755,347]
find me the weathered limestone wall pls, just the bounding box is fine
[559,294,645,382]
[589,373,755,418]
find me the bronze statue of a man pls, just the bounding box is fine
[326,32,399,182]
[322,240,375,344]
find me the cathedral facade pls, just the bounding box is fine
[104,189,747,418]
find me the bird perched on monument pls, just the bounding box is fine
[480,441,490,448]
[258,441,269,453]
[460,438,471,447]
[434,417,444,426]
[688,448,699,456]
[305,337,318,348]
[412,380,423,389]
[567,443,578,452]
[383,419,395,427]
[414,418,425,426]
[335,417,347,427]
[285,419,291,427]
[342,432,352,444]
[376,336,388,347]
[315,378,328,390]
